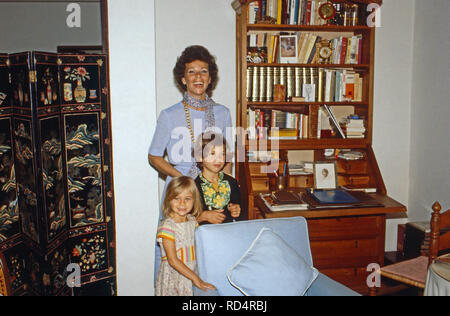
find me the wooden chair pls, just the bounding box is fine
[369,201,450,296]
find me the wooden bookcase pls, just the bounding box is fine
[232,0,407,294]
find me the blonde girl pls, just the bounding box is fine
[155,176,215,296]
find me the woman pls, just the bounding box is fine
[148,45,233,224]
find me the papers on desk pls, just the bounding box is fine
[304,188,383,209]
[259,193,309,212]
[260,189,384,212]
[307,188,359,204]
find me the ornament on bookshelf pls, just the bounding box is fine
[273,84,286,102]
[317,40,333,64]
[259,16,276,24]
[318,2,337,22]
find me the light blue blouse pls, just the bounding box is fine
[149,101,233,176]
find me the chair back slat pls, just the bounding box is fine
[439,208,450,228]
[438,231,450,253]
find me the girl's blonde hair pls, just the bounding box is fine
[162,176,203,219]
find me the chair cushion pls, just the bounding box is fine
[195,217,313,296]
[226,227,319,296]
[380,256,429,287]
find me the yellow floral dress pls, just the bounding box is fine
[198,172,231,210]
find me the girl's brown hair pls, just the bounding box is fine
[162,176,203,219]
[193,131,231,170]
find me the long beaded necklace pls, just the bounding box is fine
[182,101,197,144]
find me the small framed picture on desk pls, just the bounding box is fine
[313,161,337,190]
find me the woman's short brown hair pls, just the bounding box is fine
[173,45,219,96]
[162,176,203,219]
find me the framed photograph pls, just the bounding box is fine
[313,161,337,190]
[247,46,267,63]
[302,83,316,102]
[279,35,298,63]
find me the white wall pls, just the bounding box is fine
[372,0,415,250]
[408,0,450,221]
[0,2,101,52]
[108,0,157,296]
[154,0,236,118]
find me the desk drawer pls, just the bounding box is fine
[337,160,368,174]
[288,175,313,188]
[307,216,383,241]
[338,175,370,187]
[320,267,370,289]
[310,238,379,263]
[252,177,269,191]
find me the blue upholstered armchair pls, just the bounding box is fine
[193,216,359,296]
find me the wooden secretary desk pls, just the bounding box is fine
[232,0,406,294]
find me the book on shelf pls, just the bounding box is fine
[259,193,309,212]
[269,128,297,140]
[308,104,319,139]
[322,104,346,138]
[248,1,259,24]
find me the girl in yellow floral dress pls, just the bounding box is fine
[194,132,243,224]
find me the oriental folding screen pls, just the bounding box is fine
[0,52,116,296]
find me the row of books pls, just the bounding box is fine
[248,0,362,26]
[248,108,310,140]
[247,66,363,103]
[248,32,363,65]
[247,106,367,140]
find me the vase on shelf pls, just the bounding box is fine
[74,79,86,103]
